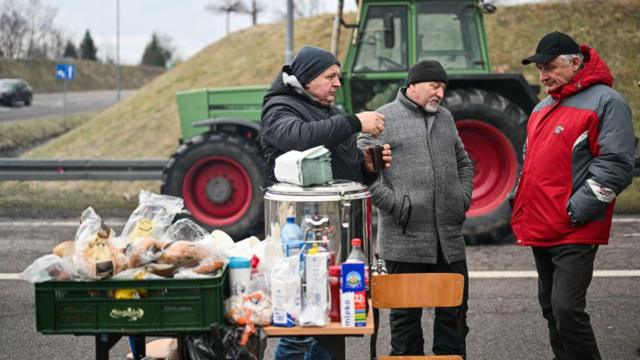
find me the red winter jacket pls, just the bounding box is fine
[511,46,635,247]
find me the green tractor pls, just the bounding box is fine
[161,0,539,243]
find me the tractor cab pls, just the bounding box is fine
[340,0,492,113]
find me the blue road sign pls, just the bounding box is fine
[55,63,76,80]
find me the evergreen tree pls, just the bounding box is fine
[62,40,77,59]
[140,33,172,67]
[79,30,98,61]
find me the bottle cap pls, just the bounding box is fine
[228,256,250,269]
[329,265,341,276]
[308,243,318,255]
[351,238,362,247]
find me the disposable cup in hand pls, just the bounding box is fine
[368,145,385,171]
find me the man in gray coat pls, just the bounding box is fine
[360,60,473,357]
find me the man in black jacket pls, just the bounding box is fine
[261,46,390,189]
[261,46,391,360]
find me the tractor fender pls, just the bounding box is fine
[188,117,261,143]
[448,73,540,115]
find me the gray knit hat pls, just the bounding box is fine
[407,60,449,86]
[287,46,340,86]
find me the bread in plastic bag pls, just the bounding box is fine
[73,207,117,279]
[119,190,184,248]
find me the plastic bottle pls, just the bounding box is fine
[280,216,304,257]
[345,238,368,286]
[346,238,366,263]
[329,265,341,322]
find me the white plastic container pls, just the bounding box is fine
[228,256,251,295]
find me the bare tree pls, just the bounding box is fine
[0,0,28,58]
[294,0,324,18]
[241,0,265,26]
[0,0,62,59]
[205,0,246,35]
[272,0,325,21]
[24,0,58,58]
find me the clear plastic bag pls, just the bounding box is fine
[299,252,330,327]
[21,254,75,283]
[174,256,227,279]
[120,190,184,245]
[270,256,301,327]
[161,218,210,244]
[225,272,272,326]
[73,207,117,279]
[158,219,220,266]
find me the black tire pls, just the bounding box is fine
[442,88,527,245]
[161,132,265,239]
[25,95,32,106]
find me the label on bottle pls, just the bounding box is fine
[341,262,365,292]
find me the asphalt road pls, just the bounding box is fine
[0,90,136,121]
[1,215,639,359]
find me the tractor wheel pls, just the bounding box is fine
[442,88,527,244]
[161,132,265,239]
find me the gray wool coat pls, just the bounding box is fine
[359,89,474,264]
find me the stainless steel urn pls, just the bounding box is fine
[264,180,373,265]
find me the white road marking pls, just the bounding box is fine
[1,274,21,280]
[0,219,126,227]
[612,217,640,223]
[469,270,640,278]
[2,270,640,281]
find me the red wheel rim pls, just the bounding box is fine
[456,120,517,217]
[182,156,252,227]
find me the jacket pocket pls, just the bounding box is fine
[397,193,412,234]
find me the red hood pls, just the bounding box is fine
[549,45,614,100]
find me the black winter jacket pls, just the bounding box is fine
[260,73,377,187]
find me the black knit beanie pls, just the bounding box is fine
[407,60,449,86]
[288,46,340,86]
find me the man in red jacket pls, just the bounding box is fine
[512,32,635,359]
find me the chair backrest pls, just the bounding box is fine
[371,273,464,309]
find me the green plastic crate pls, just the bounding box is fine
[35,267,228,334]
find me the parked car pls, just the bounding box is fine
[0,78,33,107]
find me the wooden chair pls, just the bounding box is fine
[370,273,465,360]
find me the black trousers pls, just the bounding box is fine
[532,244,601,360]
[385,247,469,357]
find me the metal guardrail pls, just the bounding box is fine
[0,158,639,181]
[0,158,166,180]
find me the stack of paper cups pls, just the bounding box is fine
[229,256,251,295]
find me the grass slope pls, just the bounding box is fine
[0,58,165,93]
[2,0,639,213]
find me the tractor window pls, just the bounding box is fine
[350,79,405,112]
[417,2,484,70]
[353,6,408,73]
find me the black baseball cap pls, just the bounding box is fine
[522,31,580,65]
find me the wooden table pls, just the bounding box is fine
[262,306,374,360]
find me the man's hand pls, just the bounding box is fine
[357,111,385,137]
[364,144,393,172]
